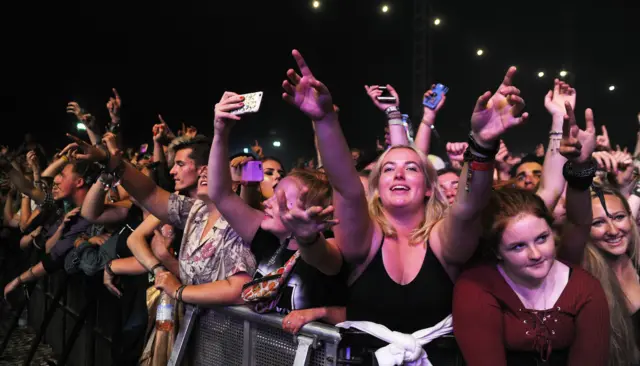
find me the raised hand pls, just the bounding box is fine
[106,88,122,123]
[66,102,85,120]
[230,155,254,182]
[277,187,339,242]
[66,134,108,162]
[596,125,611,151]
[213,92,244,133]
[471,67,528,146]
[282,50,334,121]
[102,132,119,155]
[364,84,400,112]
[535,143,545,157]
[592,151,618,173]
[446,142,468,163]
[26,151,39,171]
[544,79,576,116]
[559,102,596,164]
[422,84,446,125]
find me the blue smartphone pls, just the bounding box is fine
[423,83,449,110]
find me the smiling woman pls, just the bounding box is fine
[453,188,610,366]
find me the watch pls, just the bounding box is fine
[384,106,400,115]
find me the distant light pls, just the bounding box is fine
[312,1,320,8]
[476,49,484,56]
[243,148,249,154]
[537,71,545,78]
[381,4,389,13]
[608,85,616,91]
[76,122,86,131]
[559,70,568,77]
[433,18,441,26]
[273,141,281,147]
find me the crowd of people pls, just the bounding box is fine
[1,49,639,366]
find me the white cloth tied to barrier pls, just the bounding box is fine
[336,314,453,366]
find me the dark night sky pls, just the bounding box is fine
[1,0,638,167]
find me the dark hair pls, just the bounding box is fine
[261,156,285,170]
[437,167,460,177]
[70,160,102,187]
[355,150,384,172]
[510,154,544,178]
[172,135,211,167]
[229,152,257,161]
[480,187,553,257]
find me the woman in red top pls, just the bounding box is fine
[453,188,610,366]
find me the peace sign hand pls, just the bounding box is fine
[471,67,529,147]
[282,50,334,122]
[276,187,339,243]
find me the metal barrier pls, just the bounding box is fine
[170,305,342,366]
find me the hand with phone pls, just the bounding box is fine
[213,92,246,134]
[364,84,400,112]
[421,84,448,126]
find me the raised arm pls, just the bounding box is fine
[536,79,576,211]
[556,105,597,264]
[67,134,171,222]
[434,67,529,266]
[414,85,446,155]
[282,50,372,263]
[364,84,410,146]
[208,92,265,244]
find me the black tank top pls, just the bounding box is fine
[347,237,454,334]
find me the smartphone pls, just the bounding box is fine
[242,161,264,182]
[231,92,264,115]
[423,83,449,110]
[376,86,396,104]
[139,144,148,154]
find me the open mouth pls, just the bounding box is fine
[390,184,410,192]
[604,236,625,246]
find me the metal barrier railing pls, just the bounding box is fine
[170,305,342,366]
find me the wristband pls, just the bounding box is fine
[468,132,499,157]
[387,119,405,127]
[563,159,597,191]
[150,263,166,274]
[105,260,116,277]
[470,161,494,171]
[28,267,36,280]
[176,285,187,302]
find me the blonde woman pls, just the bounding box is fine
[279,50,528,363]
[583,186,640,365]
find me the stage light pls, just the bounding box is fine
[538,71,545,78]
[559,70,568,77]
[312,1,320,9]
[433,18,441,26]
[243,148,249,154]
[476,49,484,56]
[76,123,87,131]
[381,4,389,13]
[609,85,616,91]
[273,141,281,147]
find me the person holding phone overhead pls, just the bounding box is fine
[209,91,348,333]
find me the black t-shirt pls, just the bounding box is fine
[250,228,347,314]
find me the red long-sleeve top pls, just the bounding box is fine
[453,263,609,366]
